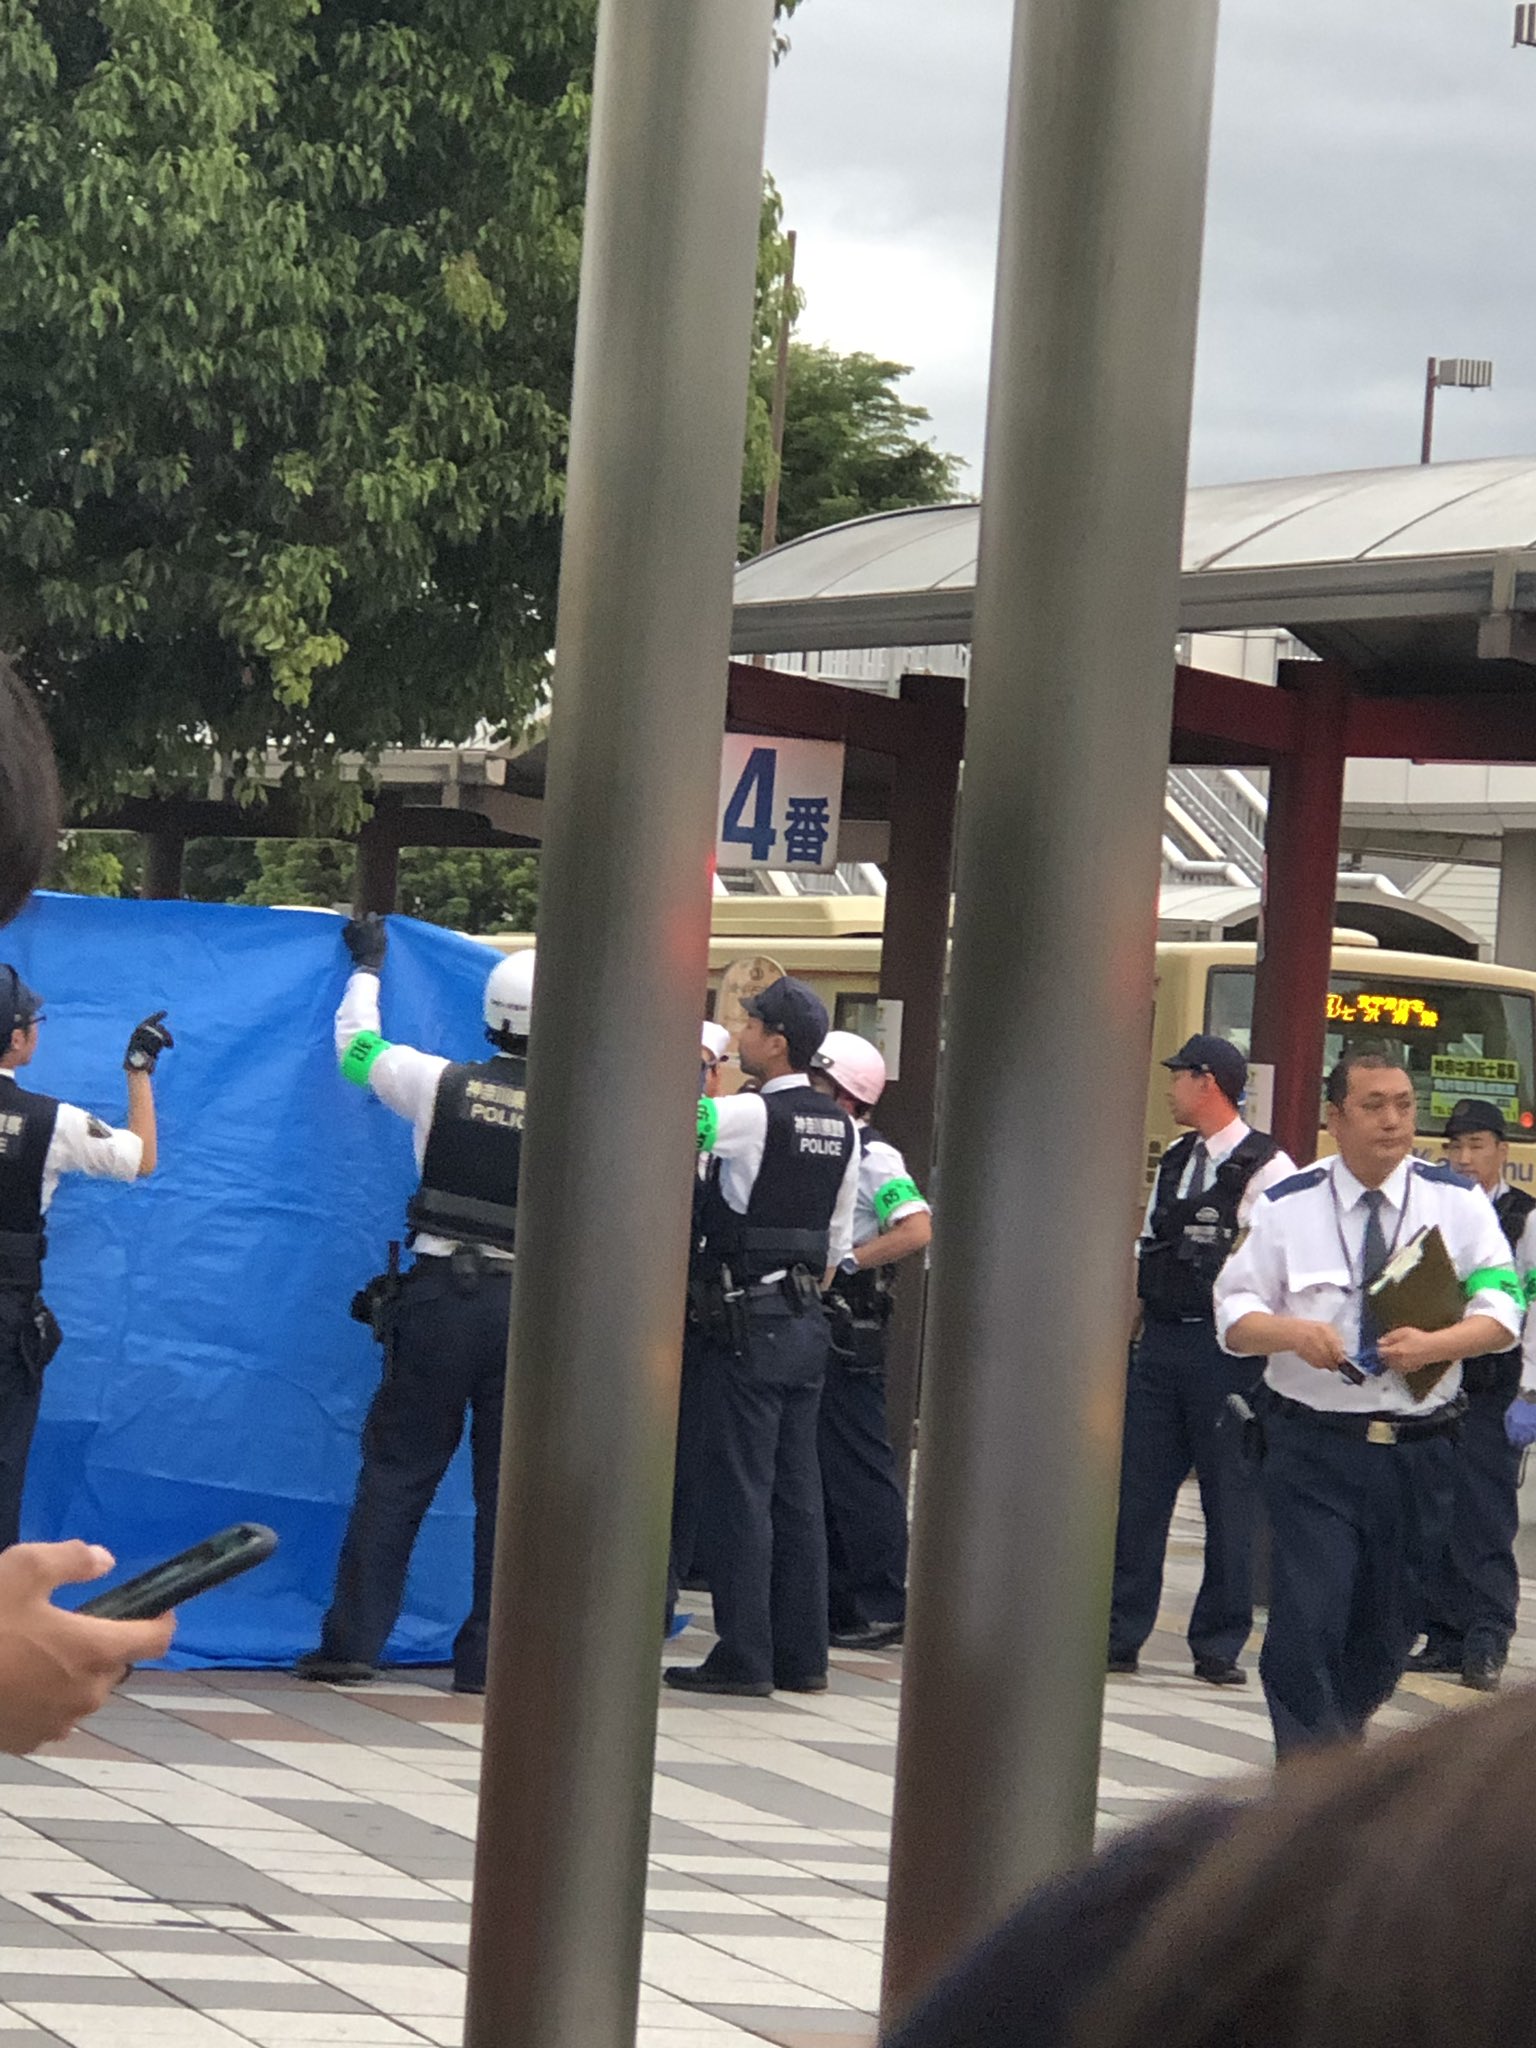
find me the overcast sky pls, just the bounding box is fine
[763,0,1536,489]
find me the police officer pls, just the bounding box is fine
[1215,1046,1523,1756]
[1108,1034,1295,1685]
[664,1022,735,1638]
[0,966,171,1548]
[808,1029,930,1652]
[1406,1098,1533,1691]
[296,921,533,1696]
[664,978,858,1697]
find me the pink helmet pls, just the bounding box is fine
[811,1029,886,1107]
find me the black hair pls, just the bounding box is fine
[0,660,60,928]
[1325,1043,1406,1110]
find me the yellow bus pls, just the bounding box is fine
[481,898,1536,1187]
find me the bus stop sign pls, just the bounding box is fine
[716,733,845,872]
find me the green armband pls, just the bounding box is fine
[1464,1264,1524,1309]
[697,1096,719,1154]
[340,1029,391,1088]
[873,1176,924,1229]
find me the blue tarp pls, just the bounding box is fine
[3,892,499,1667]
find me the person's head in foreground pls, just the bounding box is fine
[888,1685,1536,2048]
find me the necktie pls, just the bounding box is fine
[1358,1188,1389,1371]
[1186,1141,1210,1198]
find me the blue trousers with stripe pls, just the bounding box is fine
[1109,1317,1262,1668]
[1260,1400,1455,1756]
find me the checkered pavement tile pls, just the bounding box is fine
[0,1486,1496,2044]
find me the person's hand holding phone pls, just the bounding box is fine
[0,1541,174,1753]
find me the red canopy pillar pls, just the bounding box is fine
[1250,661,1351,1166]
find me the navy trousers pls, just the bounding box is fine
[1421,1369,1522,1663]
[1261,1401,1455,1756]
[697,1301,830,1690]
[819,1353,908,1632]
[1108,1318,1262,1667]
[665,1323,713,1629]
[320,1261,511,1687]
[0,1293,43,1551]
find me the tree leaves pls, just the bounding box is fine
[1,0,593,804]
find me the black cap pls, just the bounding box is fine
[0,965,41,1037]
[1163,1032,1246,1105]
[1444,1097,1509,1140]
[743,976,829,1069]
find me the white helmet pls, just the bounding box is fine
[485,950,535,1040]
[811,1029,886,1107]
[700,1021,731,1063]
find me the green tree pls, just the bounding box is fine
[397,846,538,931]
[234,837,538,929]
[0,0,808,811]
[49,829,141,896]
[741,343,965,554]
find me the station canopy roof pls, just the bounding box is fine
[731,453,1536,693]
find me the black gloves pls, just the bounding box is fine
[125,1011,174,1074]
[343,915,387,973]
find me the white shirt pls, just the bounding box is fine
[0,1071,142,1208]
[702,1075,860,1271]
[1215,1155,1520,1414]
[1138,1118,1298,1246]
[335,970,474,1259]
[852,1132,929,1251]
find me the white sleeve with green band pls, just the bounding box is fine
[340,1030,392,1089]
[873,1175,924,1229]
[697,1096,719,1154]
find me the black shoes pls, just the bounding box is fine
[294,1653,377,1685]
[1193,1659,1247,1688]
[1107,1651,1139,1676]
[1461,1651,1504,1694]
[453,1677,486,1697]
[776,1674,828,1693]
[1406,1642,1461,1676]
[664,1666,772,1698]
[829,1622,904,1652]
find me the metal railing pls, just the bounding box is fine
[1167,765,1268,882]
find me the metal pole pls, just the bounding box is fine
[462,7,773,2047]
[876,673,965,1488]
[760,228,798,554]
[880,0,1221,2027]
[1496,830,1536,970]
[1421,356,1437,465]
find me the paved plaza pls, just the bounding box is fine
[0,1496,1506,2047]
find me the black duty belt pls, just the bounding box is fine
[1264,1387,1466,1445]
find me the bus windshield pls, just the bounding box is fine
[1204,968,1536,1137]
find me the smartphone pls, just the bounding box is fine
[77,1523,279,1621]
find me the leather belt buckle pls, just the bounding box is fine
[1366,1419,1398,1447]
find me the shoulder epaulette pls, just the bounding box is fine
[1412,1159,1472,1188]
[1264,1166,1328,1202]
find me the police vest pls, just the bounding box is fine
[1463,1182,1536,1395]
[1495,1183,1534,1257]
[1137,1129,1279,1322]
[0,1083,57,1290]
[697,1084,854,1282]
[407,1055,525,1254]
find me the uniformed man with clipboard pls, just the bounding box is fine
[1215,1047,1522,1756]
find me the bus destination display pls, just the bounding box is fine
[1325,990,1440,1030]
